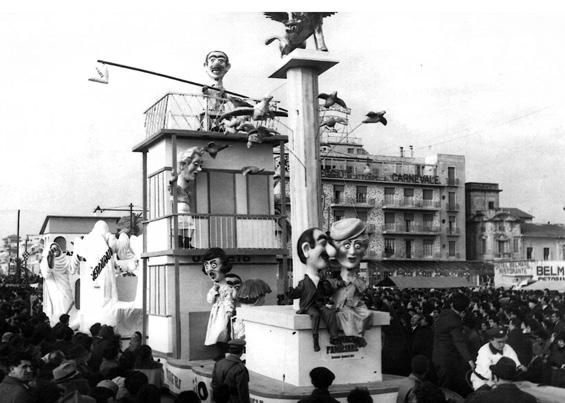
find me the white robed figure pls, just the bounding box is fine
[40,237,79,327]
[78,220,119,330]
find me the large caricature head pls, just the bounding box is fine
[330,218,369,270]
[50,236,67,257]
[297,227,336,272]
[201,247,232,282]
[204,50,231,85]
[178,147,205,184]
[225,273,242,294]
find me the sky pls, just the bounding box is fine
[1,1,565,239]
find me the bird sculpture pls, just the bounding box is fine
[320,116,347,130]
[219,96,288,122]
[264,12,336,57]
[222,116,249,135]
[226,95,253,108]
[318,91,347,109]
[242,166,265,176]
[245,126,280,148]
[203,142,229,159]
[363,110,387,125]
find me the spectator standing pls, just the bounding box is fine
[432,293,475,397]
[0,352,35,403]
[297,367,339,403]
[211,339,250,403]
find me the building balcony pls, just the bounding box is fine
[143,213,286,256]
[447,178,460,186]
[321,169,381,182]
[494,252,514,259]
[446,227,461,236]
[381,251,441,260]
[382,224,441,235]
[330,196,376,209]
[382,198,441,210]
[446,203,460,211]
[143,92,289,138]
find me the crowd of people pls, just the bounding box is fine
[4,273,565,402]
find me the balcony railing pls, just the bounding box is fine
[447,203,460,211]
[447,178,460,186]
[331,196,374,208]
[143,92,289,138]
[382,224,441,234]
[494,252,513,258]
[446,227,460,235]
[145,214,284,252]
[382,251,441,259]
[382,198,441,209]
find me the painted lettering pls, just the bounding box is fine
[326,343,359,354]
[91,247,113,281]
[166,368,182,390]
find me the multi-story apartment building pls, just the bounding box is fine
[466,182,565,262]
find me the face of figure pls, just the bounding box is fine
[179,154,203,183]
[204,257,225,282]
[204,51,230,83]
[9,360,33,382]
[302,229,335,271]
[490,337,506,351]
[558,339,565,349]
[50,243,62,257]
[334,236,369,270]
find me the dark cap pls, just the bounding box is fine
[490,357,517,380]
[309,367,335,388]
[487,327,507,339]
[228,339,245,353]
[330,218,366,241]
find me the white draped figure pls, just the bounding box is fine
[79,220,119,330]
[40,239,79,326]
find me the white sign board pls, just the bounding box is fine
[494,260,565,290]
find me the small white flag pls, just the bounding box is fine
[88,63,109,84]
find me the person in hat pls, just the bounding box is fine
[329,218,372,347]
[53,361,91,396]
[287,227,339,352]
[298,367,339,403]
[211,339,250,403]
[471,327,525,391]
[466,357,537,403]
[202,248,239,350]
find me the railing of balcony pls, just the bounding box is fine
[382,198,441,209]
[144,213,283,251]
[447,203,460,211]
[494,252,513,258]
[382,224,441,233]
[446,227,460,235]
[447,178,460,186]
[143,92,289,138]
[381,251,442,259]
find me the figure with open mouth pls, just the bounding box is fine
[202,247,238,354]
[329,218,372,347]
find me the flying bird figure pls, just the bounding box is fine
[222,116,249,135]
[320,116,347,130]
[244,125,280,148]
[264,12,336,57]
[362,111,387,125]
[88,64,109,84]
[203,142,229,159]
[219,96,288,122]
[318,91,347,109]
[242,166,265,176]
[226,96,253,108]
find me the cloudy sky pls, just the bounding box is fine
[1,1,565,239]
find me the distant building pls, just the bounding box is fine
[39,215,122,250]
[465,182,565,262]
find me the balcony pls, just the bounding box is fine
[447,178,460,186]
[144,213,285,255]
[382,223,440,234]
[494,252,513,259]
[143,92,289,139]
[382,198,441,210]
[446,227,461,236]
[322,169,381,182]
[447,203,460,211]
[330,196,375,209]
[381,251,441,259]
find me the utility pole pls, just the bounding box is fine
[16,210,21,279]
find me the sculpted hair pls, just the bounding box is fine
[204,50,230,65]
[297,228,317,264]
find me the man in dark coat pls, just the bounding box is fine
[287,227,339,351]
[298,367,339,403]
[432,293,475,397]
[465,357,536,403]
[211,339,250,403]
[0,352,35,403]
[506,318,533,367]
